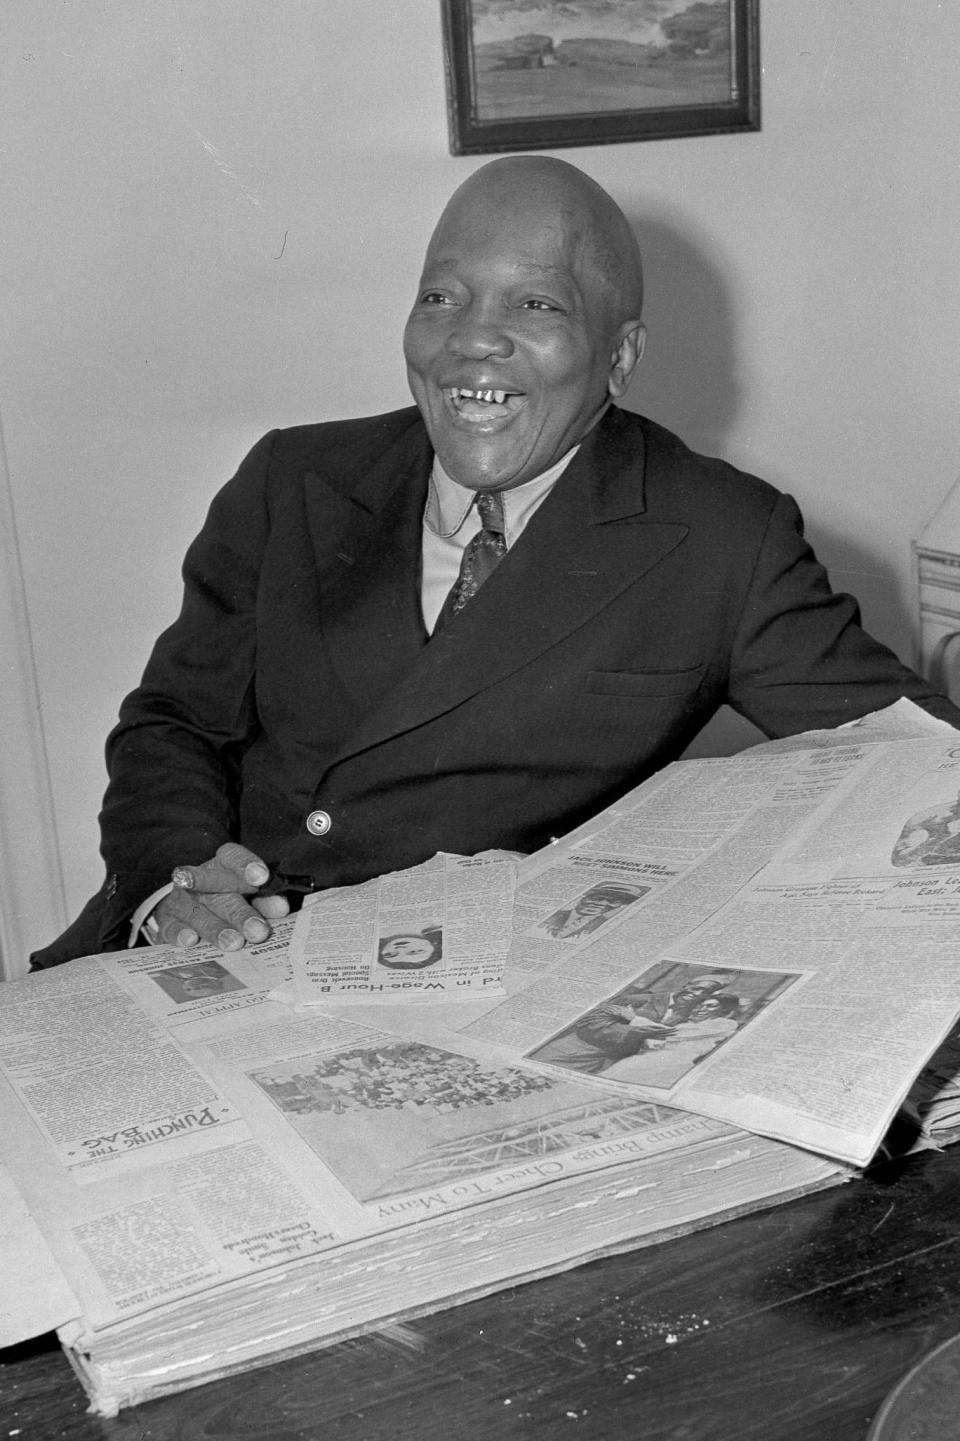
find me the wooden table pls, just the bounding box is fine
[5,1141,960,1440]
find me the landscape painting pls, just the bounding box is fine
[442,0,759,153]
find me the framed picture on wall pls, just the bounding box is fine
[441,0,760,155]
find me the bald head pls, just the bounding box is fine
[403,155,646,491]
[431,156,644,322]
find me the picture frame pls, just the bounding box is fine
[441,0,760,155]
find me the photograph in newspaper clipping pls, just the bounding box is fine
[290,854,515,1003]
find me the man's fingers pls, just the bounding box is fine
[171,843,271,895]
[155,917,200,948]
[171,861,251,894]
[215,842,271,887]
[252,893,290,920]
[211,889,271,943]
[155,892,216,948]
[156,888,270,950]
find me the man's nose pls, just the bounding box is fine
[445,303,514,359]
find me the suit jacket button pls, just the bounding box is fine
[305,809,332,837]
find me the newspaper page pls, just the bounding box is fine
[288,853,515,1004]
[4,709,957,1407]
[466,733,960,1166]
[0,1157,81,1345]
[0,930,842,1382]
[905,1026,960,1141]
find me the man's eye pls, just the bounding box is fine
[420,291,454,305]
[521,298,562,312]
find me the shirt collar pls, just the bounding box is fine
[424,447,580,544]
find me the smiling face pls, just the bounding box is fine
[403,157,644,492]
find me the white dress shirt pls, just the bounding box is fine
[420,447,578,633]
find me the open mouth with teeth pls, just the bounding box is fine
[444,386,522,422]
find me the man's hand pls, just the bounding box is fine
[154,843,290,950]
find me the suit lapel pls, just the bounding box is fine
[328,407,688,766]
[304,420,432,710]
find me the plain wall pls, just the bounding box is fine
[3,1,959,949]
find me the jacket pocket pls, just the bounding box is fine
[585,664,705,698]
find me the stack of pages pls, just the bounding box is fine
[4,702,960,1416]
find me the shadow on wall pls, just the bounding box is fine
[618,211,743,460]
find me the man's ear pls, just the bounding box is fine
[608,322,646,399]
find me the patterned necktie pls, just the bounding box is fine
[436,490,508,627]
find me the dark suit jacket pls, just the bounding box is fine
[34,405,960,965]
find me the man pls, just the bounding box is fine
[539,882,646,940]
[603,994,743,1088]
[891,791,960,868]
[621,975,736,1028]
[32,155,960,968]
[376,928,444,971]
[529,977,737,1075]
